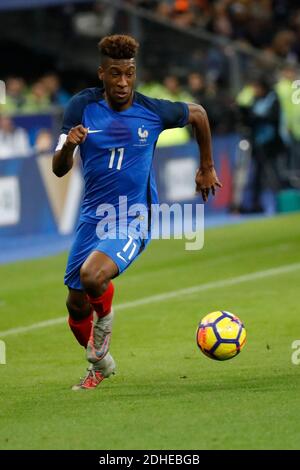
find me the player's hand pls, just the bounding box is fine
[66,125,88,148]
[195,166,222,202]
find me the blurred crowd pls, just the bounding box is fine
[1,65,300,209]
[1,0,300,213]
[3,73,70,116]
[0,73,70,158]
[137,65,300,210]
[131,0,300,63]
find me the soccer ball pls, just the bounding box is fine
[196,311,246,361]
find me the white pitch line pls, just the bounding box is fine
[0,317,67,338]
[1,262,300,339]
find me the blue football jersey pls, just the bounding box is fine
[58,88,189,225]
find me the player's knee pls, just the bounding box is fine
[80,265,109,295]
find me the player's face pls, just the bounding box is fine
[99,59,136,110]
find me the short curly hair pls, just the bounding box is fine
[98,35,139,60]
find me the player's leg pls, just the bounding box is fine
[71,231,149,390]
[64,221,102,348]
[80,250,118,297]
[80,251,118,365]
[66,288,93,348]
[63,221,118,389]
[66,275,116,391]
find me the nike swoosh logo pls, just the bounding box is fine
[87,129,103,134]
[116,252,127,263]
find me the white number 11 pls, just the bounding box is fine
[109,147,124,170]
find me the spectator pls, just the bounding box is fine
[137,71,167,98]
[271,30,297,62]
[0,115,31,159]
[4,77,27,114]
[202,80,238,134]
[186,72,206,103]
[276,66,300,182]
[211,0,233,38]
[34,128,54,154]
[163,75,193,101]
[41,73,71,108]
[22,81,51,114]
[240,76,283,212]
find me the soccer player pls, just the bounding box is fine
[53,35,221,390]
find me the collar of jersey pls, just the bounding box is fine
[99,90,136,114]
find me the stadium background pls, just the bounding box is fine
[0,0,300,451]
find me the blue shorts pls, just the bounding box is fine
[64,221,150,290]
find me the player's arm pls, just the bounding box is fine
[52,125,88,177]
[188,103,222,202]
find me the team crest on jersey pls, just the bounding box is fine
[138,125,149,143]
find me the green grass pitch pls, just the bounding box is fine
[0,213,300,450]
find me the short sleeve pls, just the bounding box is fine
[61,94,85,133]
[134,92,189,131]
[154,99,189,130]
[60,87,104,133]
